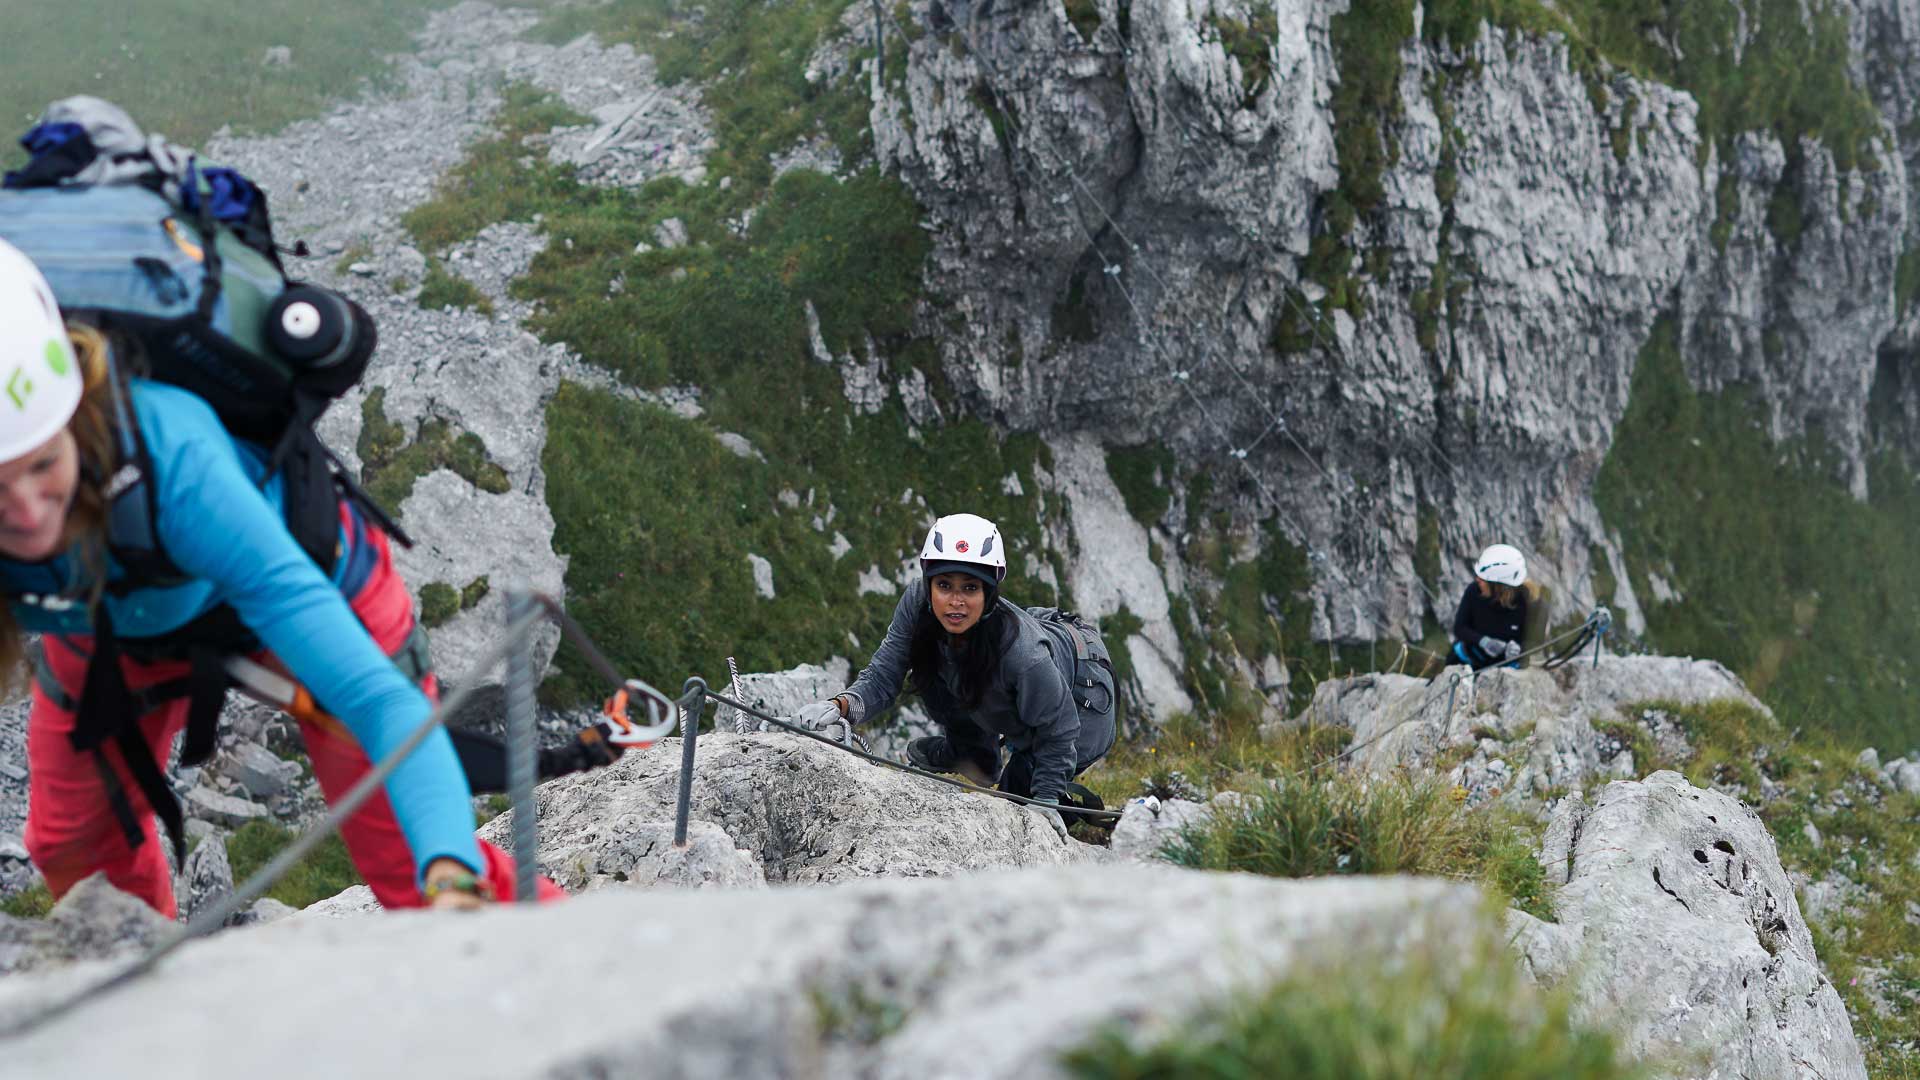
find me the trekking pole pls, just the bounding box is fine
[505,590,539,905]
[673,678,707,847]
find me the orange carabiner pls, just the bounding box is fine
[602,688,639,741]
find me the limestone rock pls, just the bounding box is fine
[176,836,234,923]
[298,885,380,920]
[1110,795,1213,860]
[1282,656,1760,804]
[0,874,171,975]
[477,732,1102,886]
[506,819,766,893]
[183,786,269,829]
[1522,772,1866,1079]
[0,867,1487,1079]
[220,743,300,801]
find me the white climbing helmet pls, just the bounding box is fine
[1475,543,1527,587]
[919,512,1007,585]
[0,239,80,465]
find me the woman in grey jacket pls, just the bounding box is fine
[793,513,1118,840]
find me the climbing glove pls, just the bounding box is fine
[1029,800,1071,843]
[793,699,844,731]
[1478,635,1510,659]
[1503,639,1523,662]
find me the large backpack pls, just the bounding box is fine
[0,97,406,865]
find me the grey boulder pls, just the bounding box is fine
[478,732,1103,888]
[1510,771,1866,1079]
[0,874,171,975]
[0,866,1485,1080]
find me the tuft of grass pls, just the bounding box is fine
[416,258,493,315]
[0,883,54,920]
[1162,772,1554,919]
[357,387,512,513]
[0,0,462,150]
[1061,926,1644,1079]
[419,582,460,628]
[225,820,363,910]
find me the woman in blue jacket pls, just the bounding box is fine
[0,239,543,914]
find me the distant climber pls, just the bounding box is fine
[0,240,553,915]
[1452,543,1530,671]
[790,513,1118,840]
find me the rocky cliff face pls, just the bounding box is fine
[859,0,1920,715]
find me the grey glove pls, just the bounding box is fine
[1029,800,1070,843]
[1503,639,1523,662]
[1478,635,1509,659]
[792,699,844,731]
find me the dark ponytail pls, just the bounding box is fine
[907,586,1009,709]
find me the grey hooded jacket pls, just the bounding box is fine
[840,578,1109,802]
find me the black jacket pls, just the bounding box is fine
[1452,582,1527,653]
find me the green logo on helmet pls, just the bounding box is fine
[44,338,70,377]
[4,367,31,411]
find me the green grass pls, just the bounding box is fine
[225,820,363,910]
[1062,926,1643,1080]
[402,83,592,253]
[416,258,493,315]
[356,387,512,513]
[0,0,460,150]
[419,582,460,628]
[1596,316,1920,750]
[0,883,54,920]
[1104,444,1175,528]
[1163,772,1553,920]
[528,0,873,197]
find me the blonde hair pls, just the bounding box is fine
[0,324,118,690]
[1475,577,1524,610]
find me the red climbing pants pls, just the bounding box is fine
[22,520,561,917]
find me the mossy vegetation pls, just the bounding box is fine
[1062,926,1643,1079]
[416,258,493,315]
[1596,317,1920,750]
[1207,6,1278,109]
[0,0,462,149]
[1063,0,1103,45]
[225,821,363,910]
[0,882,53,919]
[356,387,512,513]
[528,0,874,196]
[1104,444,1175,528]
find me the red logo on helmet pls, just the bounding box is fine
[956,540,970,553]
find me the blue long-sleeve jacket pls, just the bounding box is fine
[1,380,481,881]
